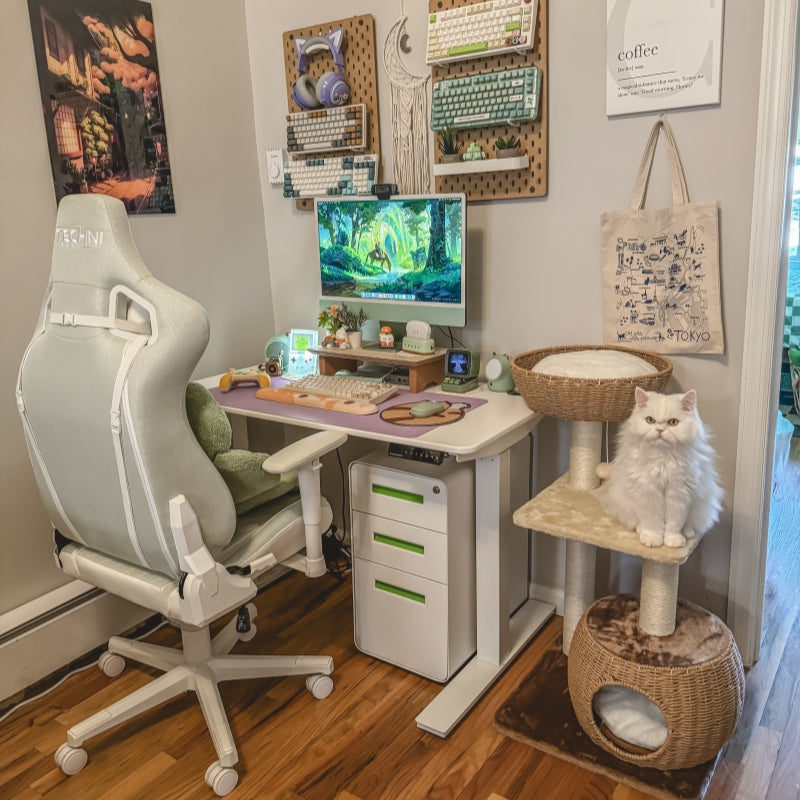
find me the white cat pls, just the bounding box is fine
[597,387,723,548]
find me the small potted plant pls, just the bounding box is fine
[494,134,522,159]
[437,125,462,163]
[338,303,367,348]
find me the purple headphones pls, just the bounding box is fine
[292,27,350,110]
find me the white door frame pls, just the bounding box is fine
[728,0,799,667]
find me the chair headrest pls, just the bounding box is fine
[52,195,151,291]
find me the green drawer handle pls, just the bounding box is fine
[374,532,424,555]
[374,580,425,604]
[371,484,424,504]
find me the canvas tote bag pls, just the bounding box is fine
[601,118,724,354]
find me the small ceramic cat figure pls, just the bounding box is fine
[598,387,723,548]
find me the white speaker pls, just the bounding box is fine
[485,353,514,392]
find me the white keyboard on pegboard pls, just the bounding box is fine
[426,0,537,65]
[286,104,367,154]
[282,154,378,198]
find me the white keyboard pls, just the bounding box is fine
[284,374,398,404]
[426,0,537,65]
[283,154,377,198]
[286,104,367,154]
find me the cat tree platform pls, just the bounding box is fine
[510,345,673,653]
[514,474,701,643]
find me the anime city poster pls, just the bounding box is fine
[28,0,175,213]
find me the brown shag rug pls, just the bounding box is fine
[493,636,719,800]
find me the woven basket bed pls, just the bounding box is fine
[567,595,745,771]
[510,345,673,422]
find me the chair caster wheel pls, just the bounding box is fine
[98,651,125,677]
[54,743,88,775]
[239,623,257,642]
[205,762,238,796]
[306,673,333,699]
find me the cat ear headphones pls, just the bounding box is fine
[292,27,350,110]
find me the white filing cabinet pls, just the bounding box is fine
[349,450,476,682]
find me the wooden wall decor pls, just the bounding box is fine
[282,15,382,211]
[430,0,548,202]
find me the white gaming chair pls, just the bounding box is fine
[16,195,345,796]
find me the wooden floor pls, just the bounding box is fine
[2,441,800,800]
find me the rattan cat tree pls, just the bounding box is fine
[510,345,744,771]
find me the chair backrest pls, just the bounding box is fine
[17,195,237,578]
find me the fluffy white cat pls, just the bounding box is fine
[597,387,723,548]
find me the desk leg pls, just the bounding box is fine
[415,451,554,738]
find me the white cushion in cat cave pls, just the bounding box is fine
[592,685,667,751]
[532,350,657,379]
[510,346,672,422]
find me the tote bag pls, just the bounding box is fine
[601,119,724,354]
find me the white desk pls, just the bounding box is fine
[201,376,554,737]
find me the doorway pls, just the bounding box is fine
[727,0,800,667]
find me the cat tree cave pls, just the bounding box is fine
[510,345,744,771]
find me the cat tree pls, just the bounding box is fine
[510,345,744,770]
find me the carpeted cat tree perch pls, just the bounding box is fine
[510,345,744,773]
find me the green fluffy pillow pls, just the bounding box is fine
[185,382,298,514]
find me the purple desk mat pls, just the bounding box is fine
[209,381,488,439]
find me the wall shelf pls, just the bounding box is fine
[433,154,529,177]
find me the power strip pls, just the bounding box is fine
[401,336,435,354]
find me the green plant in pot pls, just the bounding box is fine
[437,125,462,162]
[494,134,522,158]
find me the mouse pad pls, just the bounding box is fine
[210,385,488,439]
[379,400,473,427]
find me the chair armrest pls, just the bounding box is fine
[262,430,347,474]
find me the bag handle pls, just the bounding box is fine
[630,118,690,210]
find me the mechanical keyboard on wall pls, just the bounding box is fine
[430,66,542,131]
[426,0,538,65]
[282,154,377,198]
[286,104,367,154]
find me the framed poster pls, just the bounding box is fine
[606,0,724,117]
[27,0,175,213]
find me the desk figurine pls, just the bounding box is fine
[597,387,723,548]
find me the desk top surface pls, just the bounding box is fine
[201,373,541,460]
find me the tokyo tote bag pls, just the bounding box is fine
[601,118,724,354]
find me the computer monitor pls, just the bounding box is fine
[314,193,467,329]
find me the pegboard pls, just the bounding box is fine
[430,0,548,201]
[282,15,382,211]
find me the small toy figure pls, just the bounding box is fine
[463,141,486,161]
[379,326,395,348]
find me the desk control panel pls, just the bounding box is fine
[388,443,447,465]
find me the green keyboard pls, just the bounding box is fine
[430,66,542,132]
[426,0,538,65]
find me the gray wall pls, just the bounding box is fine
[0,0,765,631]
[245,0,764,618]
[1,0,274,613]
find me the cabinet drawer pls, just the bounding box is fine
[352,511,447,583]
[350,462,448,532]
[353,559,451,681]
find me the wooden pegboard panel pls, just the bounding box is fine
[282,15,381,211]
[430,0,548,201]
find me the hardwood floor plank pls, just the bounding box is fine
[734,725,783,800]
[765,680,800,800]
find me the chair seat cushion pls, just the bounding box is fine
[56,494,332,622]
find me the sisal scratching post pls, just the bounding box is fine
[563,421,602,654]
[639,559,679,636]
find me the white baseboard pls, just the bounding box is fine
[530,583,564,618]
[0,581,149,705]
